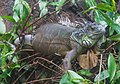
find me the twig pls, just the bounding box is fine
[25,0,71,31]
[13,69,28,84]
[98,54,103,84]
[103,42,119,53]
[18,53,39,62]
[25,67,37,82]
[36,57,64,72]
[37,61,62,75]
[23,77,60,84]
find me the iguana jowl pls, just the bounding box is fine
[14,22,105,71]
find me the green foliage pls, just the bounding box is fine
[108,53,116,82]
[13,0,31,22]
[94,70,109,82]
[39,0,48,17]
[0,0,67,83]
[109,34,120,41]
[60,70,91,84]
[61,0,120,84]
[39,0,65,17]
[0,0,120,83]
[77,70,93,77]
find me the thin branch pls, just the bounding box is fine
[24,0,71,31]
[36,57,64,72]
[23,77,60,84]
[98,54,103,84]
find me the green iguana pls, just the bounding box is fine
[14,22,105,71]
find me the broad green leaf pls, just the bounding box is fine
[111,0,116,11]
[60,70,84,84]
[94,9,107,24]
[108,53,116,82]
[2,16,16,23]
[21,4,30,22]
[78,70,92,77]
[114,70,120,80]
[13,0,21,9]
[96,3,114,12]
[22,1,31,13]
[110,23,120,34]
[100,11,120,33]
[109,34,120,41]
[13,12,20,22]
[39,1,48,10]
[0,17,6,34]
[40,8,48,17]
[94,70,109,82]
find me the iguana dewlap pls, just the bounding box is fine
[14,23,105,71]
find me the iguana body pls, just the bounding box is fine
[14,23,105,71]
[32,23,105,70]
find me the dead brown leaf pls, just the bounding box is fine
[77,50,98,69]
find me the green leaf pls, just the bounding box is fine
[94,70,109,82]
[108,53,116,82]
[22,0,31,13]
[111,0,116,11]
[13,0,30,22]
[50,2,59,6]
[13,12,20,22]
[2,16,16,23]
[94,9,106,24]
[0,33,13,41]
[100,11,120,33]
[39,1,48,10]
[40,8,48,17]
[96,3,114,12]
[60,70,84,84]
[21,0,31,22]
[78,70,92,77]
[109,34,120,41]
[84,0,96,7]
[0,17,6,34]
[1,44,9,72]
[21,4,30,22]
[10,64,20,70]
[110,23,120,34]
[102,0,111,4]
[114,70,120,80]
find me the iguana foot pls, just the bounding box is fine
[63,58,71,71]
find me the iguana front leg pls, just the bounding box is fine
[63,47,77,71]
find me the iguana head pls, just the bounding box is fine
[71,22,106,48]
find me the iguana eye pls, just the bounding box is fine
[90,26,95,31]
